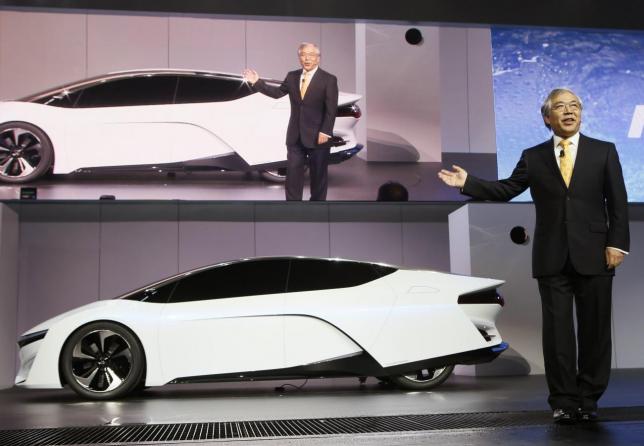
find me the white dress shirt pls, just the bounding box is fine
[553,132,579,169]
[300,65,319,85]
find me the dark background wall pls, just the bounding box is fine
[1,0,644,30]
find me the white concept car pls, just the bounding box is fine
[0,69,362,183]
[16,257,508,400]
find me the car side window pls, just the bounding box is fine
[287,259,395,293]
[169,259,289,303]
[174,75,254,104]
[74,75,178,108]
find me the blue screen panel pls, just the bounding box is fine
[491,27,644,202]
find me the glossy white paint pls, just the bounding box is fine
[284,316,362,367]
[158,294,287,380]
[15,265,505,390]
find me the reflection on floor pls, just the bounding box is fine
[0,153,497,201]
[1,369,644,445]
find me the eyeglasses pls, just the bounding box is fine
[552,101,581,112]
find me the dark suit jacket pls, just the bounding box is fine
[253,68,338,148]
[462,134,630,278]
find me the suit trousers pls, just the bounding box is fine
[285,142,330,201]
[537,259,613,411]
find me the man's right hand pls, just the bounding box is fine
[438,165,468,188]
[242,68,259,85]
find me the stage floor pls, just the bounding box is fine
[0,153,497,201]
[1,370,644,445]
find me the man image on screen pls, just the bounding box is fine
[438,88,630,424]
[243,42,339,201]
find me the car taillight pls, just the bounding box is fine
[458,289,504,306]
[337,104,361,118]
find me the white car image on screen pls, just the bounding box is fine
[0,69,362,183]
[16,257,508,400]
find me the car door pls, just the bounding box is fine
[58,75,179,172]
[157,259,289,382]
[171,74,290,166]
[283,259,398,368]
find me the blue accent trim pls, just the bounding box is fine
[491,342,509,353]
[328,144,363,164]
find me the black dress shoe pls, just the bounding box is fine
[553,408,577,424]
[577,408,599,422]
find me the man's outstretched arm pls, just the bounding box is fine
[243,68,288,99]
[438,151,529,202]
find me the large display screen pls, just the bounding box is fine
[0,7,641,201]
[492,27,644,202]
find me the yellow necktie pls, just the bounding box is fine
[559,139,573,187]
[300,72,309,99]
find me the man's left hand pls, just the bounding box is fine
[317,133,330,145]
[606,247,625,269]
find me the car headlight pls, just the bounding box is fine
[17,329,48,348]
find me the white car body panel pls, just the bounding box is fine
[158,294,287,381]
[282,280,397,357]
[16,262,505,391]
[169,95,289,166]
[283,316,362,367]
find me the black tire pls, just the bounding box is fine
[390,365,454,391]
[0,121,54,183]
[60,321,145,400]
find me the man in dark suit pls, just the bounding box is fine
[243,42,338,201]
[438,88,629,424]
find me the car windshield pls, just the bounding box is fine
[19,74,111,102]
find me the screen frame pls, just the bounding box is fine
[1,0,643,31]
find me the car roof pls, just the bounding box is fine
[19,68,283,102]
[116,256,400,300]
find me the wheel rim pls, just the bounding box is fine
[262,167,287,179]
[402,366,448,383]
[0,127,44,179]
[70,329,133,393]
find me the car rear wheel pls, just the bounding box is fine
[390,365,454,390]
[60,321,145,400]
[260,165,311,183]
[0,121,54,183]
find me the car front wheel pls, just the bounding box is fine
[259,167,287,183]
[60,321,145,400]
[390,365,454,391]
[0,121,54,183]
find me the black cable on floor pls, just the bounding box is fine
[274,378,309,392]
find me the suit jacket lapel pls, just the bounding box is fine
[568,133,589,191]
[301,69,322,102]
[539,137,567,189]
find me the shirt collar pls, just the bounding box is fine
[302,66,319,78]
[553,132,580,148]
